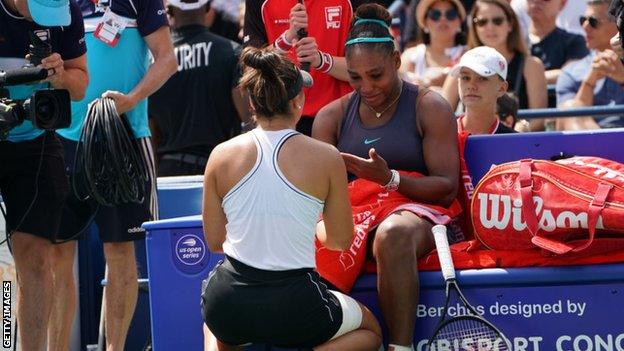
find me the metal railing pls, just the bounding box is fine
[518,104,624,120]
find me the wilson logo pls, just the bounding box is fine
[477,193,604,232]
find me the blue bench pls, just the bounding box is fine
[143,129,624,351]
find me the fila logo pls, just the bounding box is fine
[325,6,342,29]
[33,29,50,43]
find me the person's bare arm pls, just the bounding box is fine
[440,73,460,111]
[395,91,459,206]
[525,56,548,109]
[545,68,562,85]
[311,94,349,145]
[318,146,353,251]
[41,53,88,101]
[104,26,177,114]
[202,144,228,252]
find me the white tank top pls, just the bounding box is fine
[221,129,325,270]
[408,44,465,79]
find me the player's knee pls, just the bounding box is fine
[360,305,382,338]
[374,222,415,258]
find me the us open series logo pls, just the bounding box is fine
[2,281,10,348]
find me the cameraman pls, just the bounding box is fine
[0,0,87,348]
[610,0,624,58]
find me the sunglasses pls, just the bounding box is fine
[426,8,459,21]
[579,15,604,29]
[473,16,506,27]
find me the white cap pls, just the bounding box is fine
[168,0,209,11]
[450,46,508,80]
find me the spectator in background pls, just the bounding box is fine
[51,0,176,347]
[149,0,249,177]
[399,0,467,90]
[402,0,475,47]
[454,46,516,135]
[243,0,367,135]
[609,0,624,58]
[526,0,588,85]
[497,92,521,130]
[441,0,547,113]
[452,47,514,242]
[556,0,624,130]
[208,0,243,42]
[512,0,587,38]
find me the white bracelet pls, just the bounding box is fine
[383,169,400,192]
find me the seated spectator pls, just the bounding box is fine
[497,92,522,130]
[512,0,587,39]
[453,46,517,135]
[399,0,466,90]
[556,0,624,130]
[527,0,589,85]
[441,0,547,113]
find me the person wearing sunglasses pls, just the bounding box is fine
[556,0,624,130]
[441,0,547,116]
[526,0,589,86]
[399,0,467,90]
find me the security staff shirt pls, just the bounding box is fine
[149,25,242,156]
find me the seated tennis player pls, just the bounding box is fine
[200,46,382,351]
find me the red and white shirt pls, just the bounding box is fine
[244,0,364,118]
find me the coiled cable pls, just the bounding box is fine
[73,97,148,206]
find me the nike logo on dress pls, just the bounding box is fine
[364,137,382,145]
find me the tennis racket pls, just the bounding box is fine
[427,225,511,351]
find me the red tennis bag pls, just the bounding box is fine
[471,157,624,254]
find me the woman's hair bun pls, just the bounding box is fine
[241,47,279,76]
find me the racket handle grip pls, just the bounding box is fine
[432,224,456,280]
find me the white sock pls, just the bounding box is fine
[388,344,414,351]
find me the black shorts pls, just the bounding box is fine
[0,132,69,241]
[57,137,158,243]
[201,256,343,348]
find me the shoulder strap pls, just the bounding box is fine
[336,92,355,139]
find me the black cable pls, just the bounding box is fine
[73,97,148,206]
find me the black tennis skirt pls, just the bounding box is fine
[201,256,344,348]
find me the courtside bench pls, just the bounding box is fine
[143,129,624,351]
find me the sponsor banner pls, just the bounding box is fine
[356,283,624,351]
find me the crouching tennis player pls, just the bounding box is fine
[200,46,382,351]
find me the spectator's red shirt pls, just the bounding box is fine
[244,0,360,117]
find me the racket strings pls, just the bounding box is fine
[431,318,509,351]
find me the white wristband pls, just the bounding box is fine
[383,169,400,192]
